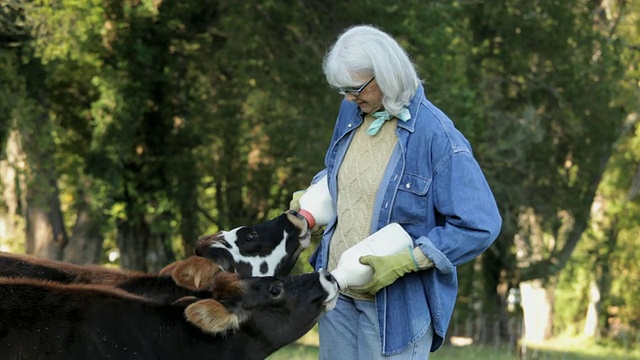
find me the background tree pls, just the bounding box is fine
[1,0,639,346]
[557,0,640,343]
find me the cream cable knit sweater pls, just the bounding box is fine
[328,114,398,300]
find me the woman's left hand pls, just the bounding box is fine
[352,247,418,295]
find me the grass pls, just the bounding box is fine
[267,326,320,360]
[516,336,640,360]
[268,343,319,360]
[430,342,640,360]
[267,331,640,360]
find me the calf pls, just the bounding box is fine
[0,251,216,302]
[192,209,310,277]
[0,210,310,300]
[0,271,338,360]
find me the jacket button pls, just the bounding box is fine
[405,183,411,189]
[348,123,352,128]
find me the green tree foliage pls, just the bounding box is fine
[557,0,640,341]
[1,0,639,342]
[460,0,625,280]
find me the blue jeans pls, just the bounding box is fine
[319,294,433,359]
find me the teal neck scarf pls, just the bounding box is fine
[366,108,411,136]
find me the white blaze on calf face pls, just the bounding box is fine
[195,210,310,277]
[216,228,292,277]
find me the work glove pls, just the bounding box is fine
[289,190,306,211]
[289,175,335,231]
[288,189,323,234]
[354,246,419,295]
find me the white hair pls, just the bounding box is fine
[322,25,421,115]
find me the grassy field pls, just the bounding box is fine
[267,333,640,360]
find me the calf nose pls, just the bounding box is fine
[319,270,339,310]
[321,270,336,284]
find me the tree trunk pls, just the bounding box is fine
[147,233,171,273]
[178,169,200,256]
[0,131,23,251]
[63,195,105,265]
[116,219,149,271]
[0,169,17,250]
[18,60,68,260]
[520,280,554,342]
[587,161,639,338]
[116,217,172,272]
[24,180,67,260]
[583,279,601,338]
[481,237,515,346]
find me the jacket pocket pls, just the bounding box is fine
[392,172,431,224]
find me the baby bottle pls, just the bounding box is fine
[331,223,414,289]
[298,175,335,229]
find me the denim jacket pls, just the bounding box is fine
[309,84,502,354]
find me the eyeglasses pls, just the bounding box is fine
[337,77,375,96]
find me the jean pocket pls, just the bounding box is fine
[392,172,431,224]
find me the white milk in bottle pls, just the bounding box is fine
[331,223,414,289]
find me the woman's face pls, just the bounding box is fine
[344,77,383,114]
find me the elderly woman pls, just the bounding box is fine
[294,24,502,359]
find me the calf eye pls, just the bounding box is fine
[269,283,283,298]
[246,232,258,241]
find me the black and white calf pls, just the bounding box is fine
[194,209,311,277]
[0,270,338,360]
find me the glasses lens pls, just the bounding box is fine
[338,87,358,96]
[337,76,374,96]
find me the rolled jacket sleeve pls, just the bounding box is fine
[417,150,502,270]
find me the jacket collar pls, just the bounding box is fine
[400,83,425,133]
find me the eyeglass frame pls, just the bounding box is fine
[337,76,375,96]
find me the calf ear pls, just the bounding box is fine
[185,299,244,334]
[168,256,223,290]
[173,296,201,306]
[158,262,177,276]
